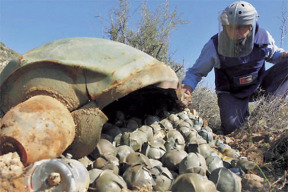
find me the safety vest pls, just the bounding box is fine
[212,25,269,98]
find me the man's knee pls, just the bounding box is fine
[221,116,245,135]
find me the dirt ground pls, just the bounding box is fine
[216,128,288,192]
[0,153,26,192]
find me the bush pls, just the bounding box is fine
[189,85,221,131]
[246,94,288,132]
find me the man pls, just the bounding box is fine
[182,1,288,135]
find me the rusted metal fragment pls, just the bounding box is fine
[0,95,75,166]
[65,102,108,159]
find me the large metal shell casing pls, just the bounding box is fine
[0,38,183,114]
[0,95,75,166]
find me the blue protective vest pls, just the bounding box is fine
[212,25,269,98]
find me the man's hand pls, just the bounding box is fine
[281,51,288,58]
[182,84,193,95]
[181,84,193,105]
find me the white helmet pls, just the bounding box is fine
[218,1,259,57]
[220,1,258,26]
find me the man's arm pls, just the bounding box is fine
[265,31,288,63]
[182,39,219,94]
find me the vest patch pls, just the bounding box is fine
[239,75,253,84]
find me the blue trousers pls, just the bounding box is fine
[218,60,288,135]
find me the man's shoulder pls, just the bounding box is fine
[255,27,269,44]
[211,33,218,40]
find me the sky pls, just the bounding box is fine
[1,0,287,89]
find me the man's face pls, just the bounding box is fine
[225,25,252,40]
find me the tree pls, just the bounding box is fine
[98,0,187,78]
[280,0,288,48]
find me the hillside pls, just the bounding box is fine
[0,42,20,71]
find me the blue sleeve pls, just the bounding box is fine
[182,39,220,90]
[265,31,286,64]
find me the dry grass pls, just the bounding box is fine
[190,85,288,136]
[247,94,288,132]
[246,95,288,190]
[190,85,221,131]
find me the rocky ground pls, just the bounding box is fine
[225,129,288,192]
[0,153,26,192]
